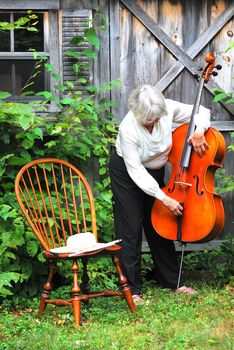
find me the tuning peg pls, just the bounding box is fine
[197,66,203,71]
[215,64,222,70]
[212,71,218,76]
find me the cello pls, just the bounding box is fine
[151,53,226,244]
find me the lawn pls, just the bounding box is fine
[0,281,233,350]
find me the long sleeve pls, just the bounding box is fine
[118,126,166,200]
[166,99,211,130]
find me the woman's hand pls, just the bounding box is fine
[161,195,183,216]
[187,126,209,157]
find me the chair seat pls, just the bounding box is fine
[44,244,122,260]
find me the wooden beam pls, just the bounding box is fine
[120,0,234,115]
[156,5,234,92]
[0,0,60,9]
[142,240,226,252]
[109,0,121,116]
[62,10,91,17]
[210,121,234,131]
[49,10,60,96]
[171,121,234,132]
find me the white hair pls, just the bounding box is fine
[128,85,167,124]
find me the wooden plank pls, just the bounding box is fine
[93,1,111,100]
[120,0,234,115]
[156,4,234,92]
[118,2,164,119]
[0,53,49,58]
[60,0,77,9]
[156,1,187,108]
[109,0,121,117]
[60,0,99,9]
[210,121,234,131]
[49,10,60,96]
[118,4,136,118]
[0,0,60,9]
[62,10,91,17]
[107,120,234,132]
[211,2,234,93]
[172,121,234,131]
[142,240,226,252]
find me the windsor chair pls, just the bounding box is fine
[15,158,135,325]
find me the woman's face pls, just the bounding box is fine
[143,116,160,127]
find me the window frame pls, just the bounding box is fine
[0,3,93,108]
[0,0,60,103]
[0,1,60,10]
[0,10,50,100]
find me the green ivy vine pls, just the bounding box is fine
[0,13,119,297]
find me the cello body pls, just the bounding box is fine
[151,123,226,243]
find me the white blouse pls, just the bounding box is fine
[115,98,211,200]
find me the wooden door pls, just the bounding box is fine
[109,0,234,236]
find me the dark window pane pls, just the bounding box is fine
[14,13,44,52]
[0,61,12,92]
[15,60,45,94]
[0,59,46,96]
[0,13,11,52]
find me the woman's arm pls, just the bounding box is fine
[166,99,210,156]
[166,99,211,130]
[118,129,165,200]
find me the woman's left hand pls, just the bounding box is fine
[187,127,209,157]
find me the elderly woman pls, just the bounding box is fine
[109,85,210,304]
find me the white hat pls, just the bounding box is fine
[50,232,97,254]
[67,232,97,250]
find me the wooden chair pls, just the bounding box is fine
[15,158,135,325]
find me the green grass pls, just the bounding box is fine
[0,283,234,350]
[0,282,233,350]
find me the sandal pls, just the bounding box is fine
[176,286,197,294]
[132,294,143,305]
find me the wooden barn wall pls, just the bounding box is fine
[60,0,234,237]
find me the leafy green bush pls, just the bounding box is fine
[213,41,234,195]
[215,132,234,195]
[0,14,119,298]
[182,237,234,285]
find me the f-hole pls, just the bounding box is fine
[168,173,180,193]
[193,175,204,195]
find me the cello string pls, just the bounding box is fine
[176,243,186,289]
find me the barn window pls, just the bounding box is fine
[0,11,49,100]
[0,3,93,103]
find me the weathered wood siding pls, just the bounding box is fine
[60,0,234,237]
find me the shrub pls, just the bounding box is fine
[0,14,119,298]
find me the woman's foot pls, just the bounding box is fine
[132,294,143,305]
[176,286,197,294]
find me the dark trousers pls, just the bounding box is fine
[109,149,181,295]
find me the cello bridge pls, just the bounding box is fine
[174,181,192,187]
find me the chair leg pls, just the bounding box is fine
[112,255,136,313]
[72,259,81,326]
[40,260,57,313]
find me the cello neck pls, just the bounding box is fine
[179,52,216,169]
[180,78,205,168]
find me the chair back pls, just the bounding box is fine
[15,158,97,251]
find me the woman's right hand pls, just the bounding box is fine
[161,195,183,216]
